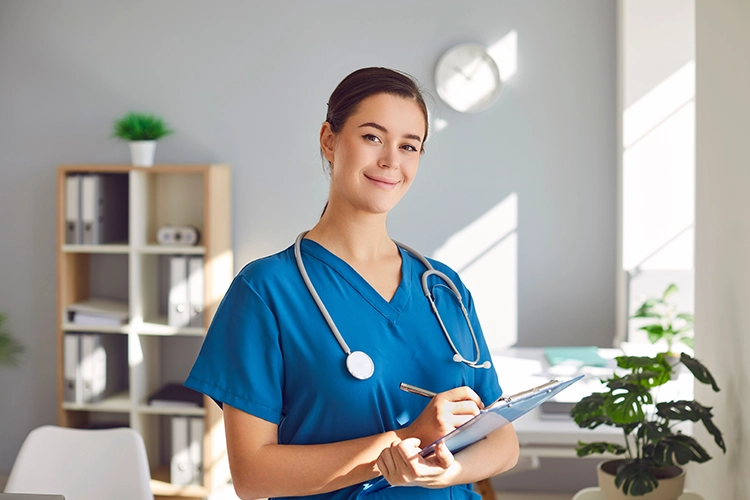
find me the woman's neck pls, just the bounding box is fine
[305,209,396,264]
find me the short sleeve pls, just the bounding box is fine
[184,274,284,424]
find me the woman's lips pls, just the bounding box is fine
[365,174,399,190]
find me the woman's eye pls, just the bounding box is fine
[402,144,418,152]
[363,134,381,143]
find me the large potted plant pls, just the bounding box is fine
[112,112,173,167]
[570,352,725,498]
[631,283,694,356]
[0,313,24,367]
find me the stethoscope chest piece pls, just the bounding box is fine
[346,351,374,380]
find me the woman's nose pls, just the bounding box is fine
[378,146,400,169]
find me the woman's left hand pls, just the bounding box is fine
[376,437,456,488]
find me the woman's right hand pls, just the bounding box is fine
[402,386,484,447]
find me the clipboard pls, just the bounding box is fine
[360,375,585,497]
[419,374,585,457]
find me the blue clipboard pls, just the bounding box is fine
[360,375,584,497]
[419,374,584,457]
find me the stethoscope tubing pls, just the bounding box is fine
[293,232,490,378]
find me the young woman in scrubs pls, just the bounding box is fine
[185,67,519,500]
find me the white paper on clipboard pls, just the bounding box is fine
[419,374,585,457]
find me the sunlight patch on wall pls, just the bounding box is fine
[487,30,518,83]
[623,61,695,149]
[433,193,518,352]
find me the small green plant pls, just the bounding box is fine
[631,283,694,355]
[111,112,173,141]
[571,353,725,496]
[0,313,24,367]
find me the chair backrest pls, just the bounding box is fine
[5,425,153,500]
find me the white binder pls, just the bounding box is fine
[189,417,205,485]
[169,256,190,327]
[188,256,204,328]
[171,416,191,486]
[65,175,82,244]
[79,334,96,403]
[63,333,80,403]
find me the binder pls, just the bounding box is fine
[171,416,192,486]
[189,417,205,485]
[65,175,82,244]
[168,256,190,327]
[79,334,96,403]
[147,383,204,407]
[188,256,204,328]
[81,174,129,245]
[90,334,128,403]
[63,333,80,403]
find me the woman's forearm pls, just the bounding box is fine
[230,426,408,499]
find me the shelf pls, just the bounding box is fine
[61,390,131,413]
[57,164,232,497]
[62,322,129,334]
[137,403,206,417]
[62,244,130,254]
[137,244,206,255]
[150,465,208,498]
[136,317,205,336]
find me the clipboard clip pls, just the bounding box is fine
[487,379,561,409]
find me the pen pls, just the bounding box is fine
[399,382,437,398]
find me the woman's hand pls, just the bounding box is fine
[376,438,456,488]
[403,386,484,447]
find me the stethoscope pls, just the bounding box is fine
[294,231,491,380]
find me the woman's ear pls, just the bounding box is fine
[320,122,336,163]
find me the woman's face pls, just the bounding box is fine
[320,93,426,216]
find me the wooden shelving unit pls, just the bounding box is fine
[55,164,233,499]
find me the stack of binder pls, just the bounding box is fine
[63,333,128,404]
[171,416,204,487]
[65,173,128,245]
[168,256,204,328]
[66,297,129,326]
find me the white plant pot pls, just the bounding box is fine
[129,141,157,167]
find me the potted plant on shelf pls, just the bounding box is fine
[111,112,173,167]
[570,353,725,498]
[631,283,694,357]
[0,313,24,367]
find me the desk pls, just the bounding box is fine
[490,347,694,458]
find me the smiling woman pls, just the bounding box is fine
[184,67,519,500]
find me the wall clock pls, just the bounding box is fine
[434,43,502,113]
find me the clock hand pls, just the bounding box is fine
[452,65,471,80]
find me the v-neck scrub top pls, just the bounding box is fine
[185,239,503,500]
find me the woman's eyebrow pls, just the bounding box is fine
[358,122,422,143]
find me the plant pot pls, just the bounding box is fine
[128,141,157,167]
[597,460,685,500]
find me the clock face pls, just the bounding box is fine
[435,43,502,113]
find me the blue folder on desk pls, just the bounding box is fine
[361,374,585,496]
[544,346,607,367]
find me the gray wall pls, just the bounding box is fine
[0,0,616,475]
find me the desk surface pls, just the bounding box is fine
[491,347,694,457]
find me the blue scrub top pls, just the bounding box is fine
[185,239,503,500]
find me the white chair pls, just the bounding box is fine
[5,425,153,500]
[573,486,705,500]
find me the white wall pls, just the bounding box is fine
[690,0,750,496]
[618,0,696,346]
[0,0,616,481]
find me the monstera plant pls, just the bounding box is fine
[571,353,725,497]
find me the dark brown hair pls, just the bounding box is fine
[325,67,429,156]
